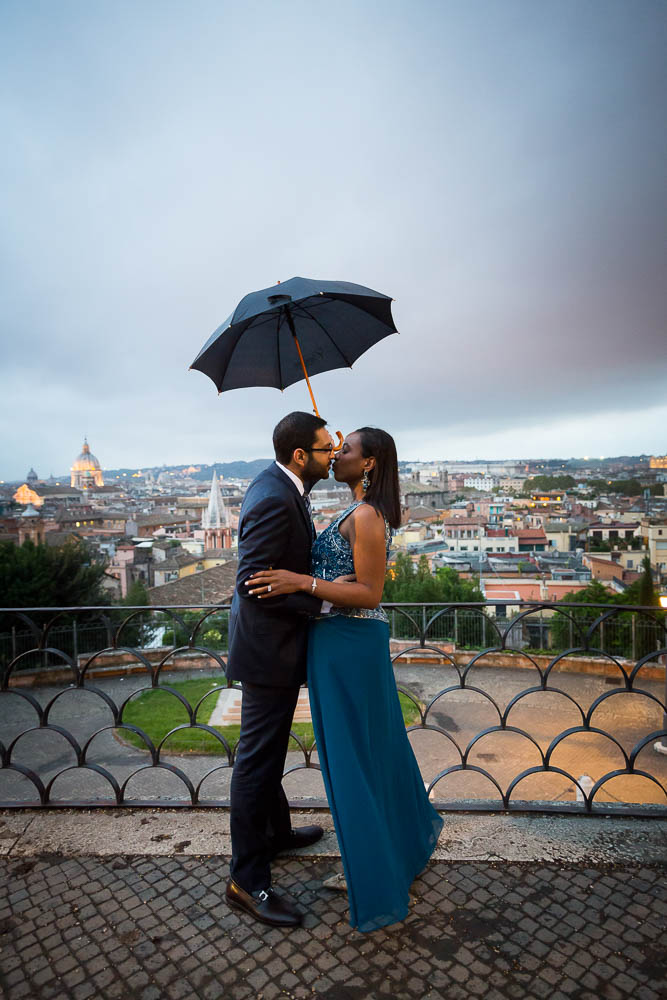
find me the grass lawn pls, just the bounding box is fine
[119,674,421,755]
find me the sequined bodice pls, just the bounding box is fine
[311,500,392,622]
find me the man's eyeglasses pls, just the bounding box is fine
[308,445,334,453]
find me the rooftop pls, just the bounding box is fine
[148,560,238,604]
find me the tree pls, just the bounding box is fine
[162,610,229,651]
[0,539,110,667]
[523,475,576,492]
[383,553,490,644]
[550,580,616,653]
[638,556,657,607]
[122,580,150,607]
[112,579,157,649]
[588,478,644,497]
[621,556,664,660]
[550,575,664,660]
[383,552,483,604]
[0,538,109,613]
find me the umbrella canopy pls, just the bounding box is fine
[190,276,398,397]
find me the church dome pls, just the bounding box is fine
[72,440,102,472]
[71,438,104,489]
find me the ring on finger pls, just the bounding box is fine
[267,584,272,593]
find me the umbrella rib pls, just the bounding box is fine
[292,301,354,368]
[276,308,284,387]
[321,292,397,332]
[219,316,272,390]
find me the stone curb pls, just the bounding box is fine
[2,808,666,864]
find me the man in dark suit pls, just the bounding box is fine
[225,412,334,927]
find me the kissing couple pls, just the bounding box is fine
[225,411,443,933]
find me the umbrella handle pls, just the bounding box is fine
[287,311,343,451]
[288,318,322,415]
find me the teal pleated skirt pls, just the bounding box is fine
[307,615,444,932]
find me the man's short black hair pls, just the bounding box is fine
[273,412,327,465]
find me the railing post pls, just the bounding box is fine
[73,620,78,665]
[600,620,605,654]
[631,615,636,662]
[11,626,16,662]
[421,605,426,646]
[454,608,458,648]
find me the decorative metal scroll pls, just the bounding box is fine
[0,602,665,816]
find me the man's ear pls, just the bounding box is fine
[292,448,307,469]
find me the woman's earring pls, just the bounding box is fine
[362,468,370,492]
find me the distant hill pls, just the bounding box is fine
[92,460,274,480]
[191,460,273,481]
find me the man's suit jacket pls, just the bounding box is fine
[226,463,322,687]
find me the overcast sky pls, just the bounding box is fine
[1,0,666,480]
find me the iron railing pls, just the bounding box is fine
[0,602,665,816]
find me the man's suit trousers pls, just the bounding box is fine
[229,681,301,893]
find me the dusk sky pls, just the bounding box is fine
[2,0,666,481]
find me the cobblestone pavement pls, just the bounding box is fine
[0,855,665,1000]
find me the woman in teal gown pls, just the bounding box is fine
[247,427,443,932]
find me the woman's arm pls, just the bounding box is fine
[235,494,322,615]
[247,504,386,610]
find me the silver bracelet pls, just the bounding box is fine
[311,576,318,593]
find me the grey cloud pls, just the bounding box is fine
[1,0,665,478]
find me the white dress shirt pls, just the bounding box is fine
[274,460,305,496]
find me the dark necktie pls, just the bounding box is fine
[302,491,315,539]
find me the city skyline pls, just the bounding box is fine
[3,441,663,487]
[3,407,667,482]
[2,2,666,480]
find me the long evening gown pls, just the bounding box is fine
[307,501,443,932]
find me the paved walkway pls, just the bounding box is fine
[1,812,665,999]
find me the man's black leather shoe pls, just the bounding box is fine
[272,824,324,857]
[225,879,302,927]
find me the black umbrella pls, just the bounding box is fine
[189,276,398,422]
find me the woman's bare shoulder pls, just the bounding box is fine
[351,503,385,531]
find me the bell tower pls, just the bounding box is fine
[18,504,44,545]
[202,471,232,549]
